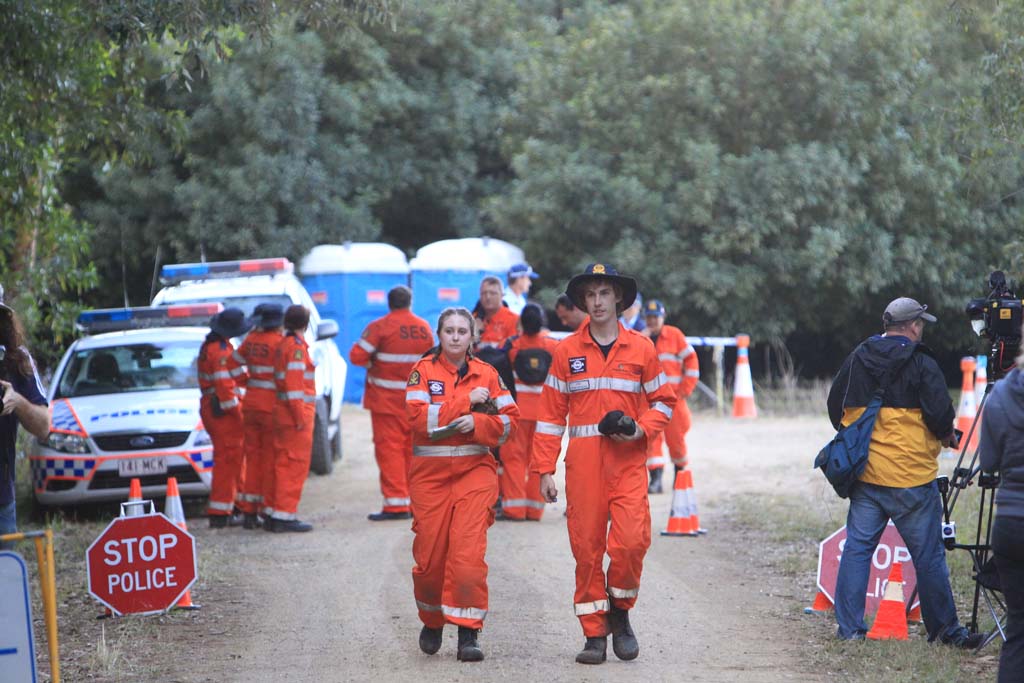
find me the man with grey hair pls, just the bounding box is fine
[826,297,982,648]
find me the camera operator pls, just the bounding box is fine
[0,287,51,549]
[826,297,981,648]
[978,340,1024,681]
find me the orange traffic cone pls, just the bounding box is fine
[971,355,986,451]
[164,477,200,611]
[866,562,909,641]
[956,357,978,451]
[661,470,698,536]
[732,334,757,418]
[687,470,707,535]
[804,591,834,614]
[125,477,143,517]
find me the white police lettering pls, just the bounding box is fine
[569,357,587,375]
[428,380,445,396]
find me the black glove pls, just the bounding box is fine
[598,410,636,436]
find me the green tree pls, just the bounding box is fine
[489,0,1021,359]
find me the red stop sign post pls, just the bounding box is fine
[817,522,920,617]
[87,513,197,616]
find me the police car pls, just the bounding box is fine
[30,304,220,507]
[151,258,347,475]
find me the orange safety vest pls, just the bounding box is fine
[650,324,699,397]
[349,309,434,415]
[198,337,247,413]
[476,306,519,351]
[238,329,284,413]
[406,354,519,453]
[274,333,316,425]
[531,321,678,475]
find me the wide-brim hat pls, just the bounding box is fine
[566,263,638,311]
[253,302,284,329]
[210,307,254,338]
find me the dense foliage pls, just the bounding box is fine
[6,0,1024,374]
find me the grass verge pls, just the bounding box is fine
[721,482,1002,682]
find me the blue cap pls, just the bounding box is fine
[644,299,665,317]
[508,263,540,279]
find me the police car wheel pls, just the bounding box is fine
[309,400,333,476]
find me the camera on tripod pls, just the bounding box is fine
[966,270,1023,380]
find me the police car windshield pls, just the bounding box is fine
[55,341,201,398]
[162,295,292,319]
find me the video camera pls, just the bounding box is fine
[966,270,1023,380]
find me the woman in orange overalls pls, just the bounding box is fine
[406,307,519,662]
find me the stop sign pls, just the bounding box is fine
[817,521,920,617]
[87,513,197,616]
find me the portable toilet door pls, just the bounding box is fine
[409,237,525,327]
[300,243,411,404]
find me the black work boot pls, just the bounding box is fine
[263,516,277,532]
[243,513,262,529]
[647,468,663,494]
[608,607,639,660]
[419,625,443,655]
[575,636,607,664]
[272,519,313,533]
[208,514,228,529]
[456,626,484,662]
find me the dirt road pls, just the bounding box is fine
[145,407,837,683]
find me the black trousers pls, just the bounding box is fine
[993,515,1024,683]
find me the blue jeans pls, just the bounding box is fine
[0,498,15,550]
[835,480,967,642]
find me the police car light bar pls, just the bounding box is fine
[159,258,293,284]
[76,304,224,334]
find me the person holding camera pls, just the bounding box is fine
[0,288,52,549]
[405,306,519,662]
[531,264,676,665]
[979,345,1024,681]
[827,297,981,648]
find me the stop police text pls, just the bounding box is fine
[103,533,180,593]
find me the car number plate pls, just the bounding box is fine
[117,457,167,478]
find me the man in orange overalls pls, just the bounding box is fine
[500,303,558,521]
[642,299,700,494]
[267,305,317,533]
[349,286,434,521]
[532,264,677,665]
[198,308,252,528]
[475,275,519,351]
[236,303,284,528]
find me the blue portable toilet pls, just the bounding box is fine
[409,236,525,328]
[300,243,411,404]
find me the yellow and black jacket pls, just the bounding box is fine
[827,335,955,488]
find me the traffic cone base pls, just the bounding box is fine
[804,591,834,614]
[866,562,908,641]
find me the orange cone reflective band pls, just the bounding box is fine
[164,477,200,611]
[956,357,977,452]
[866,562,908,641]
[732,335,757,418]
[661,470,697,536]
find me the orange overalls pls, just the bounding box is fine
[532,321,677,637]
[646,324,699,471]
[198,336,248,517]
[270,332,316,522]
[406,355,520,631]
[501,332,559,520]
[237,329,284,516]
[476,306,519,350]
[349,309,434,514]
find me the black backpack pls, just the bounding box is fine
[513,348,553,386]
[475,346,517,400]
